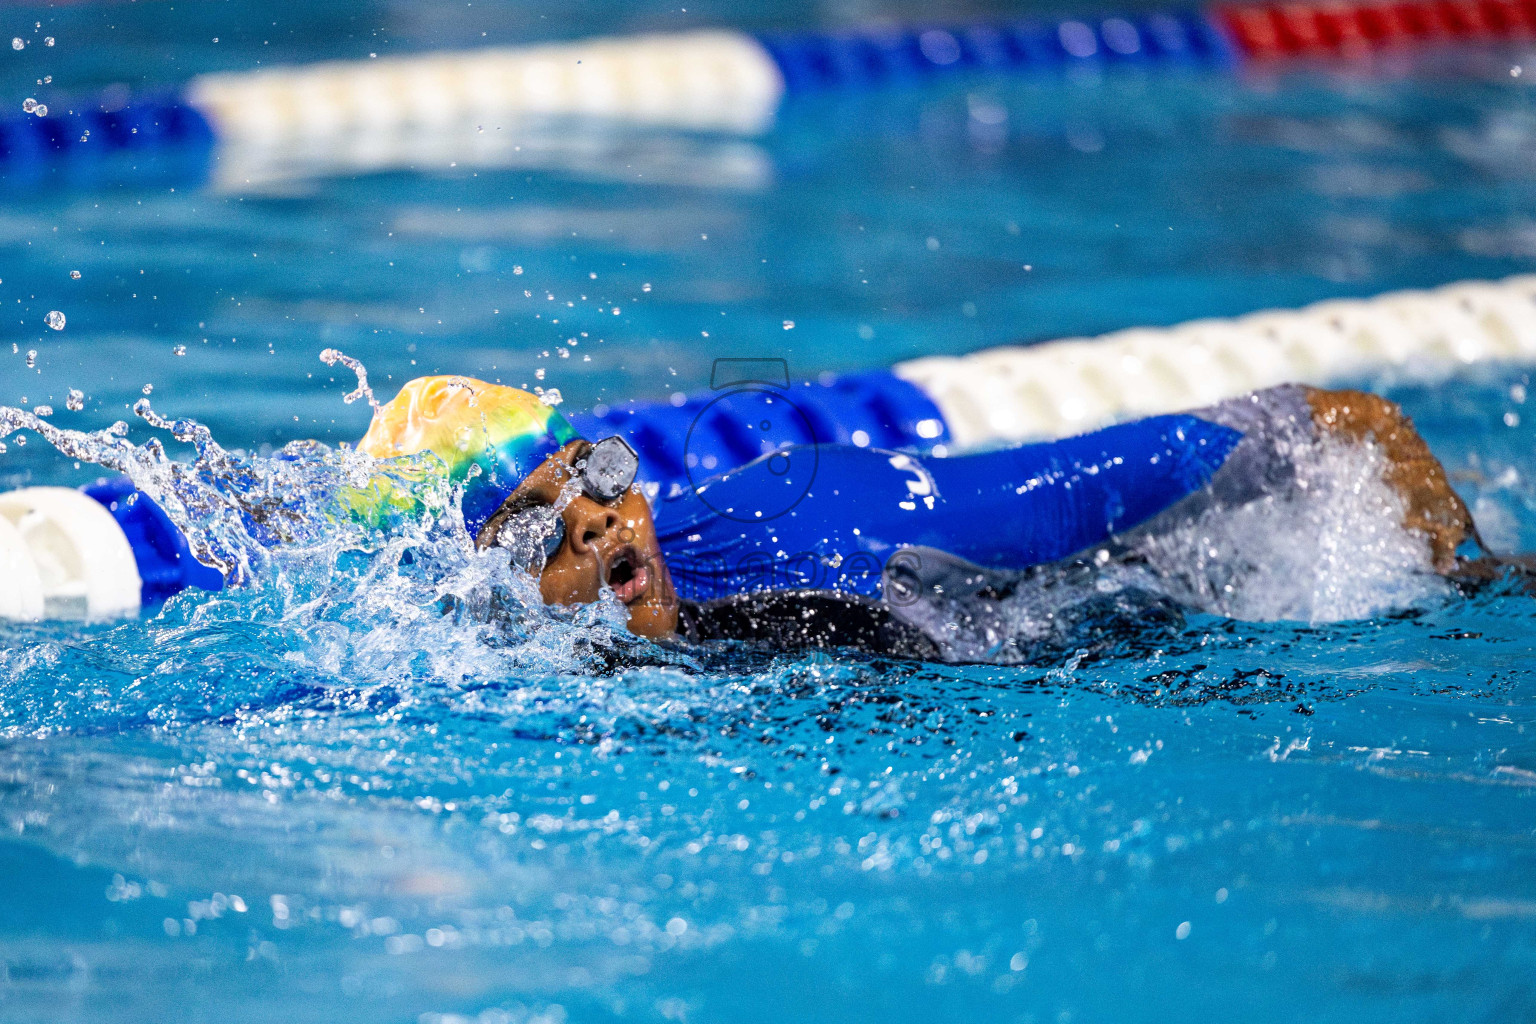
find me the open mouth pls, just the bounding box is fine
[607,547,650,605]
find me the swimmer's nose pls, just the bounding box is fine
[566,499,620,554]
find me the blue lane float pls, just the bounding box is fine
[0,93,214,176]
[81,476,225,605]
[758,10,1234,94]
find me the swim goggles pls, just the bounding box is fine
[580,435,642,504]
[488,435,640,563]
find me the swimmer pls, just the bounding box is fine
[351,376,1508,660]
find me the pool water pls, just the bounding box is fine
[4,1,1536,1021]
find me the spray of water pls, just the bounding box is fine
[889,433,1452,664]
[0,372,662,701]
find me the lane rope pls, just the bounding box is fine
[895,275,1536,446]
[2,2,1530,176]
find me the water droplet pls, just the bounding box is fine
[69,269,81,279]
[642,282,652,292]
[33,404,52,417]
[782,320,795,330]
[537,387,563,407]
[65,388,84,411]
[11,38,24,50]
[317,347,379,409]
[133,398,151,416]
[44,310,65,331]
[25,350,36,368]
[512,265,523,275]
[13,434,25,446]
[172,344,186,356]
[43,36,53,46]
[32,104,45,117]
[142,383,153,395]
[21,98,36,114]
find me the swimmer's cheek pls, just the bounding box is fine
[535,549,679,639]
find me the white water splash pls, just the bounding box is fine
[1126,435,1446,622]
[893,433,1450,664]
[319,347,380,411]
[0,376,654,686]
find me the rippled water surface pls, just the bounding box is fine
[4,0,1536,1021]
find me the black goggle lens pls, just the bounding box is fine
[580,435,639,503]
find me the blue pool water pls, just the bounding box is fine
[4,1,1536,1021]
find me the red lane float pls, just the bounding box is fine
[1216,0,1536,58]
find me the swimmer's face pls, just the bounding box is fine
[476,440,678,639]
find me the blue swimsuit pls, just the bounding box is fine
[653,414,1242,603]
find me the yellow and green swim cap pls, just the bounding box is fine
[355,375,580,533]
